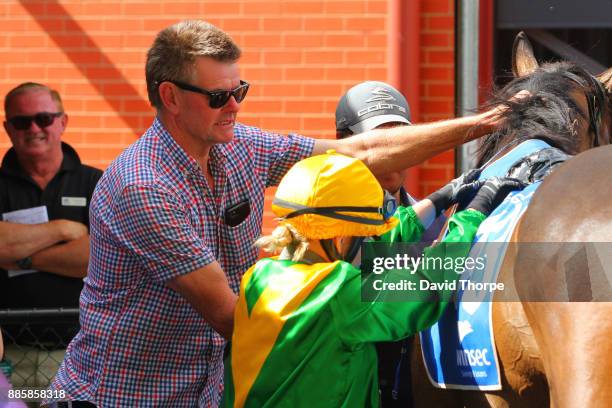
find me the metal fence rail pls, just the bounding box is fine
[1,308,79,388]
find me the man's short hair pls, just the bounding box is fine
[146,20,242,109]
[335,81,411,138]
[4,82,64,115]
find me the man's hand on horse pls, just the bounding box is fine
[467,177,526,216]
[426,168,483,216]
[480,90,533,128]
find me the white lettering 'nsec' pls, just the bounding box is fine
[456,348,492,367]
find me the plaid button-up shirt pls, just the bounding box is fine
[51,118,314,407]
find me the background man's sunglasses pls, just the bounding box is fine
[7,112,63,130]
[165,80,250,109]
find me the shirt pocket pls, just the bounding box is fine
[220,204,257,240]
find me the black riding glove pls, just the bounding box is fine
[467,177,526,216]
[426,168,482,216]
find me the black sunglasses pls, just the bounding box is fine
[165,79,250,109]
[7,112,63,131]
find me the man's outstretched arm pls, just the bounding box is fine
[313,108,500,176]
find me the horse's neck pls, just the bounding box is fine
[485,135,547,169]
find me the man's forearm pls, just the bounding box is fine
[315,109,497,176]
[30,235,90,278]
[167,262,238,340]
[349,112,494,175]
[0,221,67,262]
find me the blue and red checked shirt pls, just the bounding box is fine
[51,118,314,407]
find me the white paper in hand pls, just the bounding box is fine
[2,205,49,278]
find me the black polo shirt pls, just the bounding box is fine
[0,142,102,310]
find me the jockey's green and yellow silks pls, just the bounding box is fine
[224,207,485,407]
[231,259,342,407]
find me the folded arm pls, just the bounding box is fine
[0,219,88,263]
[30,235,90,278]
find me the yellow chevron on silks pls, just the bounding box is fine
[231,260,340,408]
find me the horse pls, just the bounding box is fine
[409,32,612,408]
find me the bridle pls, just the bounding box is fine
[586,77,608,147]
[567,70,609,148]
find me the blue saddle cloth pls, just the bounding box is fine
[419,139,550,390]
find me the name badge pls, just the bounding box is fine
[62,196,87,207]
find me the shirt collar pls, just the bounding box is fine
[153,117,201,175]
[153,117,229,175]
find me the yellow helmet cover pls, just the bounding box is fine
[272,151,398,239]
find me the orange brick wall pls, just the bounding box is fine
[419,0,456,196]
[0,0,456,233]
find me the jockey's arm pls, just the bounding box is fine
[333,209,485,345]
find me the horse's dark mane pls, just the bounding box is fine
[475,61,604,167]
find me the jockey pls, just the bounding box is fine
[223,151,522,407]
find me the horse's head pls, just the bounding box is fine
[476,32,612,167]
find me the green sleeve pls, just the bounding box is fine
[438,209,486,244]
[379,205,425,243]
[419,209,486,302]
[331,209,486,346]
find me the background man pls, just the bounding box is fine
[0,83,102,388]
[51,20,502,406]
[335,80,447,240]
[336,81,447,406]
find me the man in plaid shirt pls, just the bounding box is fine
[50,20,502,406]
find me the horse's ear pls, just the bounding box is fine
[596,67,612,93]
[512,31,539,77]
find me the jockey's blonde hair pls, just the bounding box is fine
[255,223,309,262]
